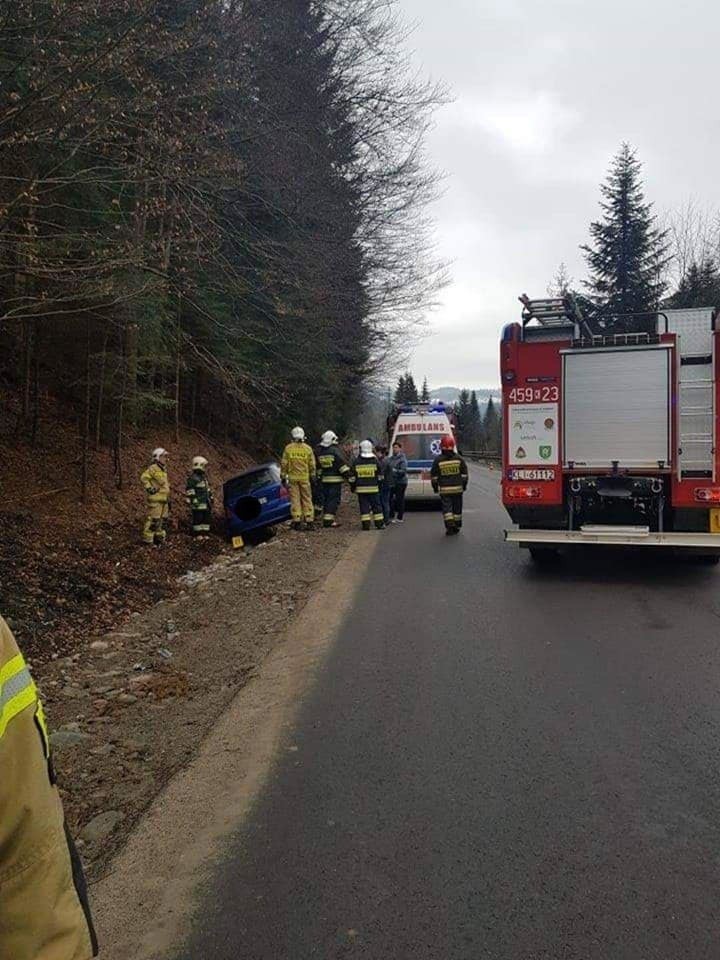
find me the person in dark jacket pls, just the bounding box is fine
[315,431,351,527]
[430,435,469,535]
[349,441,385,530]
[375,444,391,524]
[386,441,408,523]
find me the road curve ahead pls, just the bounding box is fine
[172,466,720,960]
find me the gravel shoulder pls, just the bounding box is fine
[38,506,361,875]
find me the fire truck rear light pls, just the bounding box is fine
[507,484,541,499]
[694,487,720,503]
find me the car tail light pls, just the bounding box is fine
[279,485,290,500]
[507,484,541,499]
[694,487,720,503]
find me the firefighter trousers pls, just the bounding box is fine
[289,481,314,523]
[358,492,384,530]
[440,493,463,532]
[143,502,169,544]
[191,507,211,535]
[322,483,342,526]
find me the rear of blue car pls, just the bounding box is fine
[224,463,291,540]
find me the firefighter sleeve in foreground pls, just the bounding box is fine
[0,616,98,960]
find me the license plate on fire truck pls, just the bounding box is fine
[508,468,555,481]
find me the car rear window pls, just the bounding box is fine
[225,464,281,498]
[394,435,446,461]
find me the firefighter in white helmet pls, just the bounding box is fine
[0,614,98,959]
[315,430,350,527]
[280,427,316,530]
[186,456,213,537]
[140,448,170,545]
[349,440,385,530]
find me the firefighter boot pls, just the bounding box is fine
[361,515,372,531]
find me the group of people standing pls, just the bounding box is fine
[280,428,409,531]
[138,425,469,545]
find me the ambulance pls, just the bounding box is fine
[388,402,456,500]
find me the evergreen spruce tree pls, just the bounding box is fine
[469,390,482,450]
[420,377,430,402]
[404,373,419,404]
[581,144,669,329]
[455,389,471,447]
[668,259,720,308]
[483,397,500,454]
[394,375,407,404]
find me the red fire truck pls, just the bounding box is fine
[501,295,720,563]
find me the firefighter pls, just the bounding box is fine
[349,439,385,530]
[140,447,171,545]
[315,430,351,528]
[431,435,469,535]
[0,614,98,960]
[281,426,317,530]
[186,456,213,537]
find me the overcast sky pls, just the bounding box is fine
[400,0,720,389]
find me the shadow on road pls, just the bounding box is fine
[517,548,719,587]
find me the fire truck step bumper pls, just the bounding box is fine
[504,526,720,549]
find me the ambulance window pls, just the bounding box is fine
[399,435,445,459]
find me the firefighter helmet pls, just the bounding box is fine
[440,435,455,452]
[359,440,374,456]
[152,447,168,462]
[192,456,208,471]
[321,431,338,447]
[291,426,305,441]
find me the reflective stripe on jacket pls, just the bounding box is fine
[0,616,98,960]
[350,456,380,494]
[281,442,316,483]
[315,445,350,484]
[140,462,170,504]
[430,453,469,495]
[186,470,212,509]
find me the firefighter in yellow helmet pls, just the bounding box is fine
[140,447,170,545]
[0,615,98,959]
[280,427,317,530]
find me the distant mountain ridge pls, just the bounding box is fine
[430,386,500,405]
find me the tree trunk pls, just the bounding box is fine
[174,300,181,443]
[30,318,40,445]
[81,317,92,501]
[94,324,110,449]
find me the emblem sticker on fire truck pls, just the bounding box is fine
[509,403,559,466]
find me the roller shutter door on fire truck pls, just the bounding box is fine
[562,346,672,469]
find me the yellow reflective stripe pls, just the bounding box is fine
[0,654,37,739]
[35,698,50,758]
[0,653,26,686]
[321,477,344,483]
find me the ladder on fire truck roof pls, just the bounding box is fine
[666,307,716,478]
[519,294,594,339]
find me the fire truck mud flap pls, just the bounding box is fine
[505,526,720,552]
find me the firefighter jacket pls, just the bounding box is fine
[0,616,98,960]
[349,455,381,495]
[431,452,469,495]
[185,470,213,510]
[281,442,316,483]
[141,462,170,504]
[315,444,351,484]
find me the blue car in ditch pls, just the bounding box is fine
[223,462,291,543]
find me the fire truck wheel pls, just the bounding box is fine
[528,546,560,565]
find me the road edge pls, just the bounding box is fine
[90,531,380,960]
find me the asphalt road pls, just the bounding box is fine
[173,466,720,960]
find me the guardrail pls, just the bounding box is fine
[463,452,501,465]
